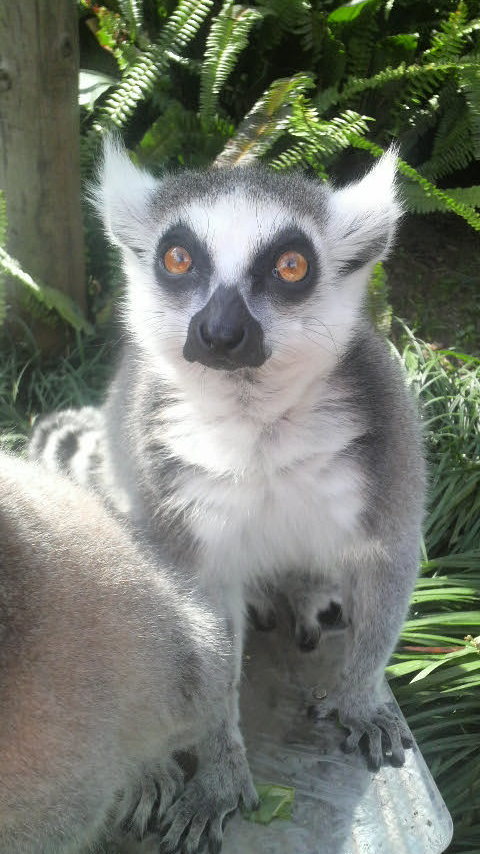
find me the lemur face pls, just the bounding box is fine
[95,140,399,377]
[152,197,322,371]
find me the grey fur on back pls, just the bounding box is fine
[0,451,228,853]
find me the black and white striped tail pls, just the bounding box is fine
[29,406,105,490]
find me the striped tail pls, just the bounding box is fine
[29,406,105,491]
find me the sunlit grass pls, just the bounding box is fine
[388,329,480,851]
[0,332,115,451]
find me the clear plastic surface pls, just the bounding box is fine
[222,621,453,854]
[114,617,453,854]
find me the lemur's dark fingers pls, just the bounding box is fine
[342,719,383,771]
[182,812,209,854]
[207,816,224,854]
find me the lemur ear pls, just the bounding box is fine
[325,149,401,276]
[89,135,158,251]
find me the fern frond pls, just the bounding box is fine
[117,0,144,39]
[271,104,373,176]
[424,2,469,63]
[79,0,215,179]
[165,50,202,72]
[400,169,480,231]
[403,183,480,214]
[448,185,480,208]
[259,0,319,54]
[389,3,479,138]
[421,99,473,180]
[101,0,214,129]
[459,58,480,158]
[316,60,477,115]
[349,136,480,232]
[0,247,93,334]
[91,6,137,73]
[290,101,373,149]
[200,2,263,122]
[396,71,463,151]
[458,18,480,37]
[269,141,319,173]
[258,0,311,33]
[215,73,314,166]
[398,102,440,158]
[343,10,379,79]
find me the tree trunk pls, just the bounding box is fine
[0,0,86,346]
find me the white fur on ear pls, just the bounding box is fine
[326,148,401,276]
[89,135,158,250]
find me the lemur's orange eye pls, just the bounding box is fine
[274,251,308,283]
[163,246,192,275]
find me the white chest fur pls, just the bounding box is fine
[183,453,365,581]
[154,370,369,583]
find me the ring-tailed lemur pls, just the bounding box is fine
[0,450,255,853]
[30,140,425,850]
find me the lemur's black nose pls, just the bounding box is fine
[199,319,245,353]
[183,287,266,370]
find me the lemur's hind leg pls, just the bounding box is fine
[247,574,347,651]
[285,573,347,652]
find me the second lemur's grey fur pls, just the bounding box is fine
[0,451,255,853]
[30,141,425,851]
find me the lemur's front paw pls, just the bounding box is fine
[312,698,414,771]
[120,757,185,840]
[342,705,414,771]
[159,754,258,853]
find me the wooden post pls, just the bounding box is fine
[0,0,86,336]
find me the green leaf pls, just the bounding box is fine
[404,612,480,630]
[410,655,476,684]
[384,33,419,52]
[328,0,378,24]
[386,660,428,678]
[0,246,93,334]
[79,70,117,110]
[242,784,295,824]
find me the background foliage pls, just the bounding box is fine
[0,1,479,851]
[75,0,480,323]
[2,0,480,325]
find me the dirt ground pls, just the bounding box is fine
[387,214,480,354]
